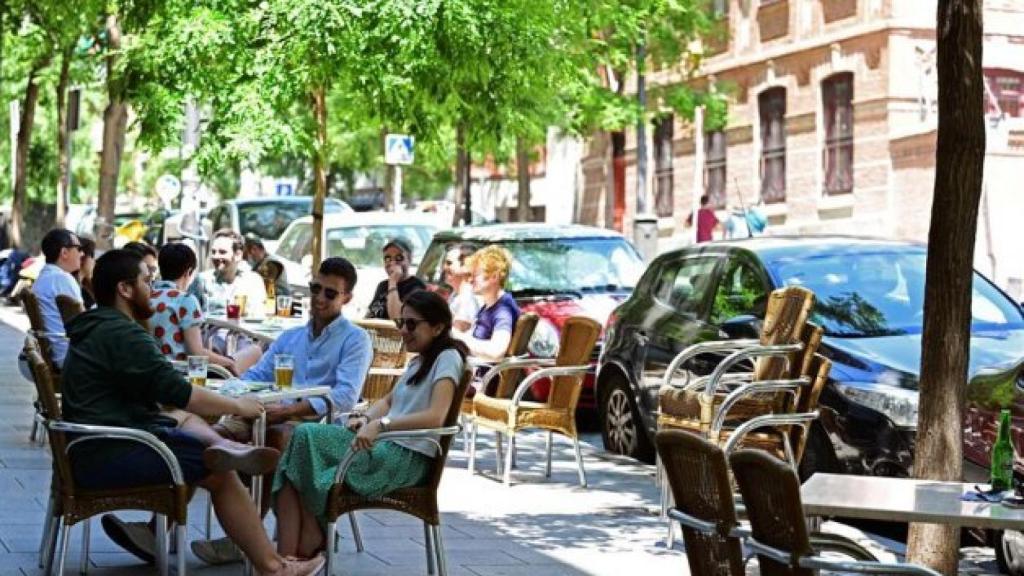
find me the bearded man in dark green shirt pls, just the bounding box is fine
[61,249,325,576]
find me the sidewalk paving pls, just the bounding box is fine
[0,303,1004,575]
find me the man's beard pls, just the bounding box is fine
[130,291,155,320]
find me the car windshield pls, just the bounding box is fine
[238,199,347,241]
[768,250,1024,337]
[502,238,644,296]
[325,224,436,267]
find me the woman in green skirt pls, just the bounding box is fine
[273,289,468,559]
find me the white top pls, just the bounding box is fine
[449,284,480,325]
[32,264,81,366]
[801,473,1024,531]
[388,348,464,457]
[199,268,267,317]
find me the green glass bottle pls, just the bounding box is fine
[991,409,1015,492]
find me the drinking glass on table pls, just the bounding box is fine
[234,294,248,317]
[188,355,208,388]
[276,295,293,318]
[275,354,294,391]
[226,302,241,320]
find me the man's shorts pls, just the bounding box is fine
[70,427,210,490]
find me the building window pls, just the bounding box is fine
[713,0,728,16]
[705,130,727,209]
[759,87,786,203]
[822,72,854,195]
[653,115,675,217]
[986,69,1023,118]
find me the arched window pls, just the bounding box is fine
[822,72,854,195]
[759,87,787,203]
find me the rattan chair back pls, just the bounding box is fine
[751,286,815,382]
[24,336,75,494]
[545,316,601,412]
[21,291,57,371]
[491,312,539,398]
[56,294,85,324]
[656,430,743,576]
[356,318,408,402]
[425,369,473,489]
[730,449,814,576]
[790,353,831,464]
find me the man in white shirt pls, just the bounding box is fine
[31,229,83,367]
[200,228,268,316]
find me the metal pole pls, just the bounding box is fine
[692,106,705,245]
[393,165,402,212]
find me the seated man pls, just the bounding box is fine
[454,245,521,362]
[123,241,159,280]
[62,249,322,576]
[197,257,373,565]
[201,228,268,317]
[244,234,290,296]
[32,228,84,367]
[442,243,479,332]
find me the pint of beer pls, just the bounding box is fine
[275,354,294,391]
[188,356,208,388]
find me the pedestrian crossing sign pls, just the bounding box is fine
[385,134,415,165]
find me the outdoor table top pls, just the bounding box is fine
[801,472,1024,531]
[205,315,306,341]
[208,379,332,404]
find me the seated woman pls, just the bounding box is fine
[75,236,96,309]
[273,290,467,559]
[151,243,238,374]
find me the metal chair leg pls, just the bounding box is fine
[56,519,71,576]
[467,421,478,473]
[39,492,57,568]
[544,431,553,478]
[79,518,90,575]
[324,521,336,576]
[43,518,59,576]
[176,524,187,576]
[205,490,214,539]
[432,524,449,576]
[423,522,435,575]
[495,433,504,475]
[503,432,515,486]
[572,437,587,488]
[349,513,364,553]
[510,436,517,469]
[155,514,168,576]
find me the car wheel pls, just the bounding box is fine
[600,374,655,463]
[997,530,1024,575]
[798,423,839,482]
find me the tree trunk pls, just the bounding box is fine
[310,85,328,272]
[98,14,127,249]
[452,123,468,227]
[905,1,985,574]
[516,136,531,222]
[55,46,73,228]
[382,128,394,212]
[12,56,51,249]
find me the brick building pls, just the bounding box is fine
[576,0,1024,298]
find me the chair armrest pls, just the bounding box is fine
[661,339,760,389]
[709,378,808,436]
[681,372,753,391]
[722,411,818,457]
[747,538,940,576]
[49,420,186,486]
[31,330,69,340]
[808,532,880,561]
[510,365,591,405]
[478,357,556,395]
[667,508,719,536]
[171,361,234,380]
[701,343,803,400]
[332,425,462,485]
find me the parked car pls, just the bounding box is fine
[204,197,353,253]
[597,236,1024,479]
[273,211,438,318]
[416,224,645,410]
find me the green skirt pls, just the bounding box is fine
[272,423,431,523]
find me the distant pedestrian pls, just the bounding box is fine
[686,195,721,243]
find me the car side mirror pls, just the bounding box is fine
[720,315,763,340]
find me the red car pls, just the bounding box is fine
[415,224,644,410]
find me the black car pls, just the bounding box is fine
[597,236,1024,482]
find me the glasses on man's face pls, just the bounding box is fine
[65,243,82,252]
[394,317,424,332]
[309,282,341,301]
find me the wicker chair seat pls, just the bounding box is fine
[472,395,575,437]
[327,483,439,525]
[59,483,187,526]
[659,387,780,423]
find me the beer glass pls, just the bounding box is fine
[275,354,294,391]
[188,356,208,388]
[277,295,293,318]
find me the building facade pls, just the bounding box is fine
[577,0,1024,298]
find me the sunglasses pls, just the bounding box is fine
[65,243,82,251]
[309,282,341,301]
[394,317,425,331]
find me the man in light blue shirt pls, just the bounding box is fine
[32,229,83,366]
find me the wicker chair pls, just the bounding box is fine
[22,290,65,444]
[55,294,85,324]
[657,286,816,438]
[25,335,189,576]
[469,316,601,486]
[323,369,472,576]
[730,448,940,576]
[459,312,539,444]
[354,318,409,404]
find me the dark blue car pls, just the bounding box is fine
[597,236,1024,483]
